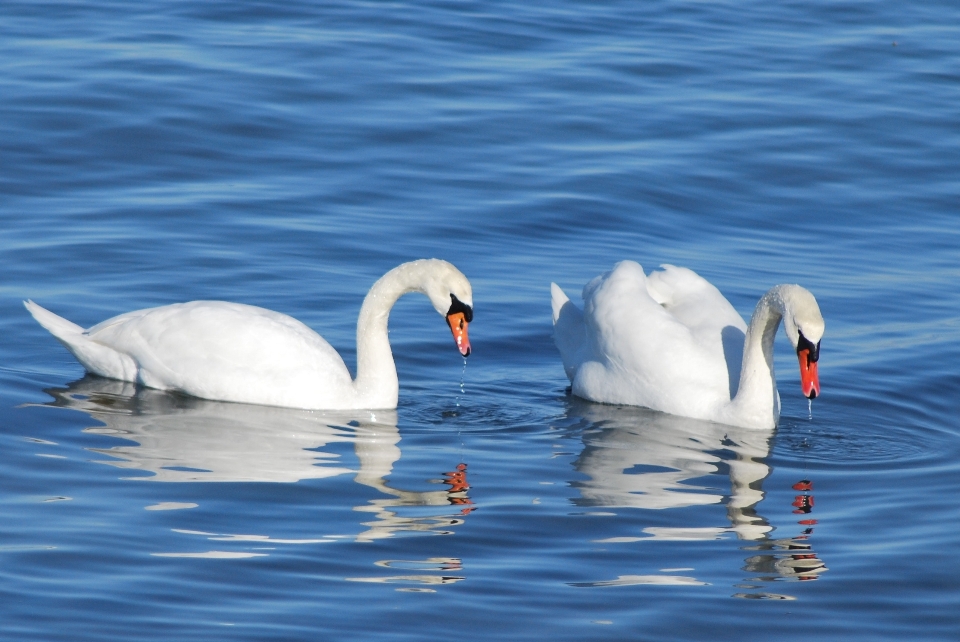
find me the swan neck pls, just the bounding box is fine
[733,289,785,422]
[353,264,429,407]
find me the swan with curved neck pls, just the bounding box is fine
[551,261,823,429]
[25,259,473,410]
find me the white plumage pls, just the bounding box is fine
[552,261,823,429]
[26,259,473,410]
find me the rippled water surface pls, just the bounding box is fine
[2,1,959,640]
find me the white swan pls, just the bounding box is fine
[551,261,823,429]
[25,259,473,410]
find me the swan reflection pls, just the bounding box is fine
[565,400,827,590]
[41,376,474,543]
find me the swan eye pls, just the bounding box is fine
[447,294,473,322]
[797,330,820,362]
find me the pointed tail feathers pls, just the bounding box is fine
[24,300,84,339]
[24,300,133,380]
[550,282,570,324]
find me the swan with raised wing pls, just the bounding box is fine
[26,259,472,410]
[551,261,822,429]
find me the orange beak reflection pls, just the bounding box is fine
[798,349,820,399]
[447,311,471,357]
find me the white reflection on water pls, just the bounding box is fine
[569,574,709,588]
[145,502,198,511]
[152,551,269,559]
[569,401,773,541]
[344,574,465,586]
[39,376,476,544]
[564,400,827,592]
[345,557,465,587]
[45,378,357,483]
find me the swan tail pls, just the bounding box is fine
[550,283,585,382]
[24,300,135,380]
[551,282,571,324]
[24,300,85,339]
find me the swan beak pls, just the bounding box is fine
[798,349,819,399]
[446,312,471,357]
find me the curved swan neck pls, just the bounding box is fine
[732,287,787,425]
[353,262,436,407]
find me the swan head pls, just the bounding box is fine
[412,259,473,357]
[776,285,824,400]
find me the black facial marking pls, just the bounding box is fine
[447,294,473,322]
[797,330,820,362]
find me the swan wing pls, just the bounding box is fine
[647,265,748,398]
[645,264,747,338]
[573,261,733,417]
[86,301,355,408]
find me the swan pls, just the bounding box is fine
[25,259,473,410]
[551,261,823,429]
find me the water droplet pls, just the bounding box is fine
[455,358,467,408]
[808,398,813,419]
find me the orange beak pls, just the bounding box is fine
[447,311,471,357]
[798,348,819,399]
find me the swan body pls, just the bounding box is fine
[551,261,823,429]
[26,259,473,410]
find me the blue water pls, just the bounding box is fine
[2,1,960,639]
